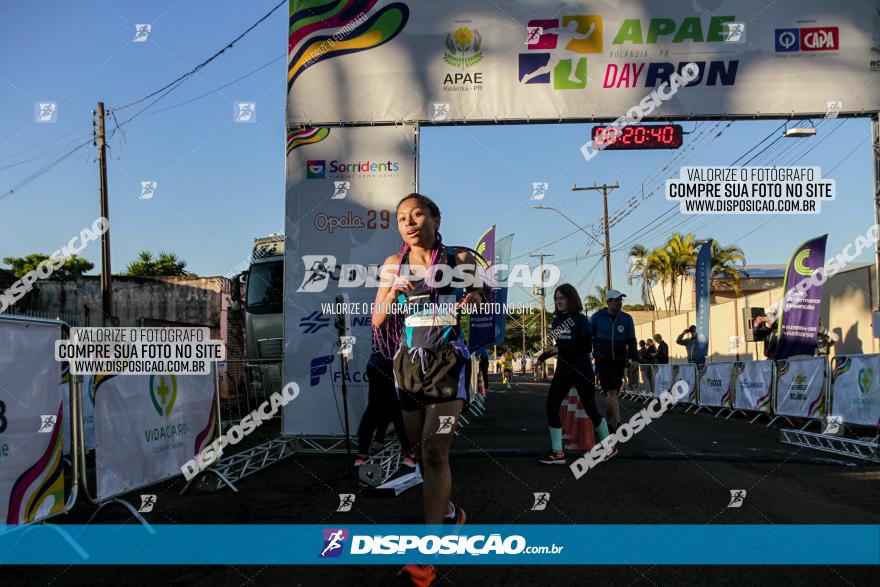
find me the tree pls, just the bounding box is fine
[125,250,191,277]
[584,285,608,312]
[666,232,697,312]
[709,241,747,294]
[627,243,657,317]
[3,253,94,281]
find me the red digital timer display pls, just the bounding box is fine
[591,124,683,150]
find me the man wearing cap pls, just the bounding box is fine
[590,289,640,431]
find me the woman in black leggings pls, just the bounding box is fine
[355,338,414,468]
[537,283,612,465]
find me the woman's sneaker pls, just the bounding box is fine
[537,450,566,465]
[443,502,467,525]
[401,455,417,469]
[397,564,436,586]
[354,456,367,467]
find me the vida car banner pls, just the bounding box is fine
[94,372,216,500]
[830,355,880,427]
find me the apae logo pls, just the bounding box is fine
[444,26,483,68]
[149,374,178,416]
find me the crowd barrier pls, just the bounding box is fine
[0,315,78,526]
[830,354,880,428]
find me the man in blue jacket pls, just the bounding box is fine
[590,289,640,430]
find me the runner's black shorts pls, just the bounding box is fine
[393,341,470,411]
[595,358,627,393]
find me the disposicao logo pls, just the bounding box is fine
[307,160,325,179]
[150,374,178,417]
[320,528,348,558]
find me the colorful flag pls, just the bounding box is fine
[492,233,514,346]
[467,226,496,351]
[775,235,828,359]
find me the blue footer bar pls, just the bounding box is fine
[1,525,878,565]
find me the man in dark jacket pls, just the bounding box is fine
[653,333,669,364]
[590,289,640,430]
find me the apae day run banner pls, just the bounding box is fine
[698,362,734,407]
[287,0,880,125]
[0,319,64,524]
[283,124,416,435]
[774,357,826,418]
[693,240,712,364]
[734,360,773,413]
[830,354,880,427]
[775,235,827,360]
[94,372,216,499]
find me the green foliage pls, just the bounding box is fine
[125,250,191,277]
[2,253,94,281]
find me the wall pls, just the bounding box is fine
[635,265,876,362]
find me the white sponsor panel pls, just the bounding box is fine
[61,373,96,454]
[652,364,672,397]
[698,362,734,407]
[638,364,653,396]
[734,361,773,413]
[283,125,416,435]
[830,355,880,427]
[673,363,697,403]
[288,1,878,125]
[94,371,216,500]
[774,357,826,419]
[0,319,65,524]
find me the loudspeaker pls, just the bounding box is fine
[743,307,764,342]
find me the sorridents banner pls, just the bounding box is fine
[693,241,712,364]
[830,354,880,426]
[61,372,96,454]
[773,357,826,418]
[0,319,64,524]
[734,360,773,413]
[775,234,828,360]
[652,364,672,397]
[287,0,880,125]
[466,225,495,351]
[673,363,697,403]
[94,372,216,500]
[283,125,416,436]
[492,233,514,346]
[698,362,734,407]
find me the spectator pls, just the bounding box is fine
[653,333,669,364]
[676,325,699,364]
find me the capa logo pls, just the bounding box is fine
[319,528,348,558]
[775,27,839,52]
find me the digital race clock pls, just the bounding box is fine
[591,124,683,150]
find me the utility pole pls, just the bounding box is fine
[530,252,553,379]
[572,182,619,291]
[94,102,112,324]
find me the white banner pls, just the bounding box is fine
[288,0,880,125]
[94,372,216,500]
[673,363,697,403]
[283,124,417,435]
[638,364,653,396]
[0,319,65,524]
[830,354,880,427]
[698,362,734,407]
[774,357,826,419]
[734,360,773,413]
[652,364,672,397]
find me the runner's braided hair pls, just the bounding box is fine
[373,193,493,359]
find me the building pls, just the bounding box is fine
[649,264,788,313]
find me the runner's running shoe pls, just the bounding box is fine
[443,502,467,525]
[397,564,436,586]
[537,450,566,465]
[401,455,417,468]
[354,456,366,467]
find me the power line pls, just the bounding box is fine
[0,138,93,202]
[109,0,285,113]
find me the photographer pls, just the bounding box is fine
[676,325,699,363]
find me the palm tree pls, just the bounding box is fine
[647,248,674,312]
[584,285,608,312]
[627,244,657,317]
[665,232,697,312]
[709,241,747,294]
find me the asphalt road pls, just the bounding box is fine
[5,375,878,586]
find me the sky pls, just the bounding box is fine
[0,0,875,308]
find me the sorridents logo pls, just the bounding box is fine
[520,15,602,90]
[320,528,348,558]
[300,311,331,334]
[308,159,400,178]
[793,248,813,276]
[858,367,873,395]
[307,160,325,179]
[444,26,483,68]
[149,374,178,416]
[775,27,839,52]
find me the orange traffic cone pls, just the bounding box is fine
[576,410,596,450]
[561,390,577,440]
